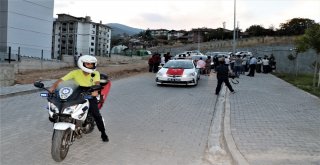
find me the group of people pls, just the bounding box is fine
[195,56,212,76]
[148,52,172,73]
[214,53,276,95]
[217,54,277,78]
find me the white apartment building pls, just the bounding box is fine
[52,14,111,59]
[0,0,54,61]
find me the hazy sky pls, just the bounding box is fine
[54,0,320,31]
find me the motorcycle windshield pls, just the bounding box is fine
[48,80,86,110]
[56,80,80,100]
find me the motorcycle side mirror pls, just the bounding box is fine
[34,81,44,88]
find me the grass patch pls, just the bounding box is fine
[273,72,320,98]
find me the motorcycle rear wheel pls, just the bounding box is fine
[51,129,71,162]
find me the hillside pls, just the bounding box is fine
[107,23,144,36]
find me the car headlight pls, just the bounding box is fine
[157,72,167,77]
[183,72,195,77]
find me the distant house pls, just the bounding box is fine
[167,30,187,40]
[52,14,112,59]
[188,28,214,43]
[150,29,169,38]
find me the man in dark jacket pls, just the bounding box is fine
[215,59,235,95]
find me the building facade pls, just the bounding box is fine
[52,14,111,59]
[0,0,54,61]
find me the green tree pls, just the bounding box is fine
[294,24,320,89]
[278,18,316,36]
[245,25,268,36]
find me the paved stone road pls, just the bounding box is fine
[228,73,320,165]
[0,73,221,165]
[2,71,318,165]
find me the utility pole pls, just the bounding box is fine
[233,0,237,54]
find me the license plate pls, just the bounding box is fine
[168,78,180,81]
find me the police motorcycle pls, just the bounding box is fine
[34,74,111,162]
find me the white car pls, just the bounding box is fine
[155,59,200,86]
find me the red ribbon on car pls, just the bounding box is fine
[166,68,184,75]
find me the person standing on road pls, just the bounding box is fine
[196,57,206,75]
[148,55,154,72]
[164,52,172,63]
[49,55,109,142]
[262,56,270,73]
[205,56,212,76]
[215,58,235,95]
[247,56,257,77]
[153,53,161,73]
[234,55,243,78]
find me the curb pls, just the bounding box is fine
[0,88,44,99]
[0,80,55,99]
[223,89,250,165]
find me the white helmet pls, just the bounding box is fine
[77,55,97,73]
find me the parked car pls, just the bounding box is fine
[205,51,232,59]
[155,59,200,86]
[235,51,253,58]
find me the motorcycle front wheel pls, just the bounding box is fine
[51,129,71,162]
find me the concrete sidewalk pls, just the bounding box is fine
[223,73,320,165]
[0,80,56,98]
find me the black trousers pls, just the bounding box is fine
[88,97,106,133]
[215,78,234,94]
[247,64,256,76]
[148,64,153,72]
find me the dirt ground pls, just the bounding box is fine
[15,60,149,85]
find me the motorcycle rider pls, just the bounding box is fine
[49,55,109,142]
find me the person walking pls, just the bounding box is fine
[215,59,235,95]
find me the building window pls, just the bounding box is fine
[91,48,94,52]
[91,42,94,46]
[91,36,94,40]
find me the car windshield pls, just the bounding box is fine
[163,60,194,69]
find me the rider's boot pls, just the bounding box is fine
[101,131,109,142]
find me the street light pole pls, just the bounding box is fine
[233,0,237,54]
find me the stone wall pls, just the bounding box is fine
[0,63,15,86]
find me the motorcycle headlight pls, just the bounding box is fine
[59,87,73,99]
[63,105,77,114]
